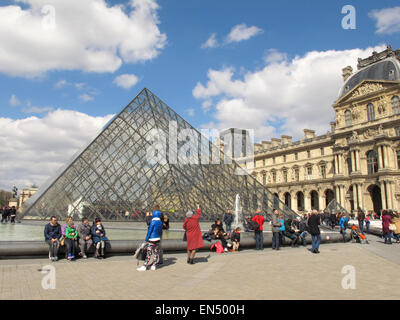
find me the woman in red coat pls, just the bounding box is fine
[183,203,204,264]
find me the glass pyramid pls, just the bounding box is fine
[324,199,348,215]
[21,88,297,222]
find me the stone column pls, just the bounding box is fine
[386,181,393,209]
[378,146,384,170]
[383,146,389,169]
[304,193,311,212]
[334,155,339,175]
[351,151,356,173]
[335,186,340,203]
[340,185,346,209]
[319,193,324,211]
[357,183,364,209]
[338,154,343,174]
[381,181,388,210]
[352,184,358,212]
[355,150,360,172]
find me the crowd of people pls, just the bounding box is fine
[42,203,400,268]
[44,216,108,261]
[0,206,17,224]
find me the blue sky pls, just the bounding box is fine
[0,0,400,189]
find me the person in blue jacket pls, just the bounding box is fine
[339,213,349,243]
[137,205,163,271]
[91,217,108,259]
[44,216,62,262]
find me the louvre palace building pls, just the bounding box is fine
[235,45,400,215]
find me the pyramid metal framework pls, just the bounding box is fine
[21,88,297,222]
[324,199,349,215]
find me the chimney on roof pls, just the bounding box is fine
[271,138,281,147]
[281,135,292,145]
[261,141,271,149]
[304,129,315,140]
[342,66,353,82]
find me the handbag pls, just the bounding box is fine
[183,231,187,242]
[389,224,397,231]
[60,237,65,246]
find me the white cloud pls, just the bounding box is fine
[9,94,20,107]
[54,79,68,89]
[186,108,195,117]
[22,106,53,114]
[225,24,263,43]
[0,0,167,77]
[0,110,114,190]
[79,94,94,102]
[369,6,400,34]
[201,33,219,49]
[263,49,288,65]
[113,74,139,89]
[193,45,387,141]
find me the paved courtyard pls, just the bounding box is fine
[0,236,399,300]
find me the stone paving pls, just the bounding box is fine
[0,239,399,300]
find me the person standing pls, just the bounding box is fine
[77,217,93,259]
[307,210,321,254]
[339,213,349,243]
[365,214,371,234]
[137,205,163,271]
[0,207,6,224]
[183,203,204,264]
[252,209,264,250]
[357,207,365,234]
[44,216,62,262]
[278,213,285,246]
[382,210,393,244]
[271,209,282,250]
[10,206,16,224]
[223,209,234,234]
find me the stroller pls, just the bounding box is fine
[351,225,369,244]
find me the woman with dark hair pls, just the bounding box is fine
[183,203,204,264]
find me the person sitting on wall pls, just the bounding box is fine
[91,218,108,259]
[44,216,62,262]
[211,219,225,234]
[230,227,241,252]
[77,217,93,259]
[284,218,300,247]
[162,214,170,230]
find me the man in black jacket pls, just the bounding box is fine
[223,210,234,233]
[307,210,321,254]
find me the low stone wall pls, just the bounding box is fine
[0,231,350,258]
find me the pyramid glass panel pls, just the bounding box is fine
[21,88,297,222]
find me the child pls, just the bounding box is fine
[92,218,108,259]
[231,227,241,252]
[65,220,78,260]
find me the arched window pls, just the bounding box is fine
[345,110,352,126]
[367,150,378,174]
[392,96,400,115]
[367,103,375,121]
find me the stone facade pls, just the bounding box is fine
[235,46,400,214]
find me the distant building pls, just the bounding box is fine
[231,45,400,214]
[8,198,18,207]
[18,186,39,209]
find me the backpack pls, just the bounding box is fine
[252,219,260,231]
[210,241,224,253]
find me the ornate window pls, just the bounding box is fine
[345,110,352,126]
[294,167,300,182]
[367,103,375,121]
[283,169,288,183]
[367,150,378,174]
[320,165,326,179]
[392,96,400,115]
[295,152,298,160]
[307,150,311,158]
[262,172,266,185]
[272,170,277,184]
[347,157,352,175]
[306,166,312,180]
